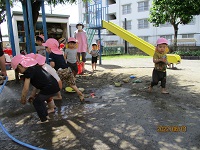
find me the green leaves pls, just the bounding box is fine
[149,0,200,26]
[149,0,200,47]
[0,0,6,24]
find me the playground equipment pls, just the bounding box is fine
[102,21,181,64]
[0,77,45,150]
[85,0,181,64]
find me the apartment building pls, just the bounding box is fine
[78,0,200,46]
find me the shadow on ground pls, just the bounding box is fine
[0,70,200,150]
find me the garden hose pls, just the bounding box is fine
[0,76,45,150]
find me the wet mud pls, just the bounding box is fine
[0,58,200,150]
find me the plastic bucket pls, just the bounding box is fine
[77,62,83,74]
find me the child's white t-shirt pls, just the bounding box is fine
[42,63,60,81]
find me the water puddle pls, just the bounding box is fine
[52,103,106,120]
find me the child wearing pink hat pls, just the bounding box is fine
[11,54,60,123]
[149,37,170,94]
[43,38,85,103]
[64,37,79,76]
[26,53,62,113]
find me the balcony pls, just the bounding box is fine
[108,0,116,5]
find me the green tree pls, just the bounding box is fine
[149,0,200,49]
[19,0,88,29]
[0,0,90,33]
[0,0,8,41]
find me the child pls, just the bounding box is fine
[26,53,62,113]
[11,54,60,123]
[64,37,79,77]
[42,38,85,103]
[149,37,170,94]
[58,37,66,52]
[89,42,99,71]
[35,35,46,57]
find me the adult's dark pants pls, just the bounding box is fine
[77,52,86,62]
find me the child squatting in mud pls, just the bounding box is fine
[11,54,60,123]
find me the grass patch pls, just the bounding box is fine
[101,54,151,60]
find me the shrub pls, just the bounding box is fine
[172,50,200,56]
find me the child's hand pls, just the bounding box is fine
[28,97,34,103]
[160,58,167,63]
[20,98,26,105]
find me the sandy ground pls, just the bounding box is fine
[0,57,200,150]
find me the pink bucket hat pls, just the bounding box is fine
[26,53,36,59]
[11,54,37,69]
[11,54,26,70]
[35,54,46,65]
[157,38,168,45]
[42,38,63,55]
[26,53,46,66]
[68,37,77,43]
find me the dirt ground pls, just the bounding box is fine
[0,57,200,150]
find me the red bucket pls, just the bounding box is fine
[77,62,83,74]
[3,48,12,56]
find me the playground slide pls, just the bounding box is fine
[102,20,181,64]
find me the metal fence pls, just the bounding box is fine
[102,46,124,55]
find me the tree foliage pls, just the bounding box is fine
[149,0,200,47]
[0,1,6,24]
[0,0,90,25]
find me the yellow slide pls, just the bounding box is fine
[102,20,181,64]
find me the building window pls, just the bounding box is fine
[139,36,149,42]
[138,1,149,12]
[122,4,131,15]
[108,13,116,20]
[138,19,149,29]
[182,34,194,38]
[187,18,195,25]
[160,35,172,41]
[160,22,172,27]
[108,0,116,5]
[122,20,132,30]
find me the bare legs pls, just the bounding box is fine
[70,84,84,102]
